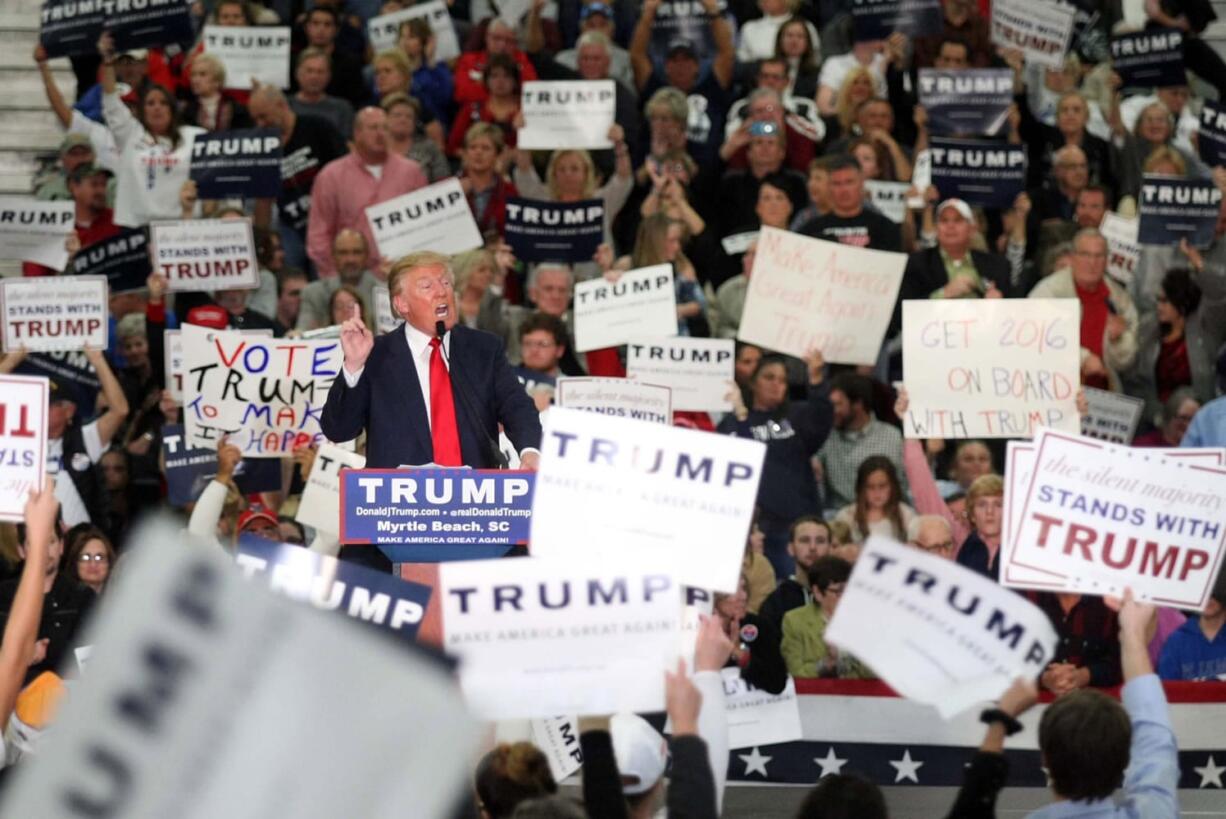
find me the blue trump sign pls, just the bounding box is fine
[342,468,534,562]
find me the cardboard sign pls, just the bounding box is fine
[39,0,108,58]
[107,0,194,51]
[929,138,1027,208]
[68,227,151,294]
[181,325,341,456]
[235,538,432,640]
[1138,177,1222,247]
[1080,387,1144,444]
[372,284,399,335]
[164,327,272,403]
[0,376,48,522]
[366,0,460,60]
[341,468,533,549]
[0,198,74,270]
[531,406,764,593]
[151,218,260,292]
[572,265,677,353]
[530,718,584,781]
[0,520,479,819]
[1111,28,1186,89]
[504,198,604,263]
[738,227,906,366]
[990,0,1075,69]
[1007,430,1226,609]
[626,338,734,413]
[366,177,483,259]
[721,670,804,750]
[190,128,283,199]
[161,423,282,506]
[902,298,1080,439]
[518,81,616,150]
[826,537,1058,718]
[555,376,673,424]
[0,276,107,353]
[440,555,681,719]
[295,442,366,536]
[850,0,943,41]
[865,180,910,224]
[1198,100,1226,168]
[918,69,1013,136]
[1100,212,1139,285]
[201,25,291,90]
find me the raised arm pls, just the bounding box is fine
[34,45,73,128]
[629,0,660,93]
[705,0,734,90]
[0,487,58,725]
[85,346,130,447]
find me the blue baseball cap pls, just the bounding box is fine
[581,2,614,21]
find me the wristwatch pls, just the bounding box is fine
[979,708,1023,736]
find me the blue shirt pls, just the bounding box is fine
[1026,674,1178,819]
[1158,617,1226,681]
[1182,395,1226,448]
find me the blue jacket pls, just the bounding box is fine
[1158,616,1226,681]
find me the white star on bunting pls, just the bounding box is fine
[814,746,847,778]
[1194,755,1225,789]
[738,747,772,777]
[889,749,924,784]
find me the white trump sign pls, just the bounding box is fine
[151,218,261,292]
[826,537,1058,718]
[295,443,367,536]
[721,669,803,750]
[366,178,483,259]
[440,556,682,719]
[902,298,1080,439]
[573,265,677,352]
[738,227,905,366]
[990,0,1075,69]
[556,376,672,424]
[366,1,460,60]
[0,276,108,353]
[0,375,48,522]
[202,25,291,89]
[531,406,764,592]
[518,81,617,150]
[627,337,734,412]
[0,198,74,270]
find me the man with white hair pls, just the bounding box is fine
[907,515,954,559]
[530,2,634,92]
[453,19,539,106]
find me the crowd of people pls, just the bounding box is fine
[5,0,1226,814]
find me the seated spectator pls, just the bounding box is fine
[459,123,518,240]
[623,213,706,336]
[382,93,449,182]
[1030,228,1138,392]
[1117,84,1198,157]
[448,54,522,158]
[1033,185,1111,279]
[214,287,280,333]
[818,372,905,511]
[545,3,635,93]
[1020,90,1112,190]
[31,128,106,203]
[774,15,820,99]
[1159,568,1226,680]
[1113,100,1207,199]
[1029,145,1092,243]
[396,18,454,127]
[907,515,954,559]
[294,5,367,108]
[1028,590,1122,693]
[290,48,355,138]
[713,240,755,340]
[180,53,251,132]
[847,133,910,183]
[1134,387,1200,447]
[758,515,833,636]
[713,571,788,693]
[834,456,915,544]
[638,88,690,183]
[514,312,569,410]
[782,555,874,679]
[371,49,445,149]
[453,19,538,107]
[453,248,509,343]
[717,131,808,237]
[830,67,880,141]
[796,154,902,251]
[306,107,428,278]
[329,284,367,328]
[298,230,382,332]
[272,268,308,334]
[790,156,833,230]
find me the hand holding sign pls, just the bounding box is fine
[341,303,373,373]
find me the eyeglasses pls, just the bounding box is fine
[521,340,557,349]
[78,553,109,563]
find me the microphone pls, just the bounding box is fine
[435,321,510,469]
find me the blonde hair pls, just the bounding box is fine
[374,48,412,90]
[545,149,597,199]
[193,52,227,87]
[451,249,496,294]
[387,250,452,300]
[1143,144,1187,176]
[965,474,1003,529]
[836,66,875,133]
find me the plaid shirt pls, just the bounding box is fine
[1027,592,1122,687]
[818,418,906,509]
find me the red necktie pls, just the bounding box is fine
[428,338,463,466]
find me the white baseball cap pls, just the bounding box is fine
[937,198,974,222]
[611,714,668,795]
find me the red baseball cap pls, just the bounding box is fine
[187,305,229,330]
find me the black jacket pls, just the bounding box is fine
[731,611,789,695]
[0,572,96,684]
[890,247,1014,337]
[757,578,808,640]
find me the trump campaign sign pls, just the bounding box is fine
[572,265,677,352]
[0,375,48,522]
[190,129,282,199]
[1006,429,1226,609]
[295,443,365,536]
[626,337,735,413]
[151,219,260,292]
[0,276,108,353]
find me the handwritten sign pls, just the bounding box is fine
[1111,28,1186,89]
[626,337,734,412]
[0,375,48,522]
[366,177,483,259]
[366,0,459,60]
[738,227,905,366]
[1138,177,1222,247]
[0,198,74,270]
[181,324,341,456]
[295,442,366,536]
[440,555,681,719]
[1080,387,1144,444]
[0,276,107,353]
[201,25,290,89]
[902,299,1080,439]
[555,376,672,424]
[990,0,1075,69]
[1100,212,1139,285]
[164,327,271,403]
[1007,429,1226,609]
[531,406,764,592]
[151,219,260,292]
[518,81,616,150]
[572,265,677,352]
[827,537,1058,718]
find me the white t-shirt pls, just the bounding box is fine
[818,52,887,98]
[736,14,820,64]
[103,91,204,228]
[68,110,120,172]
[47,421,104,527]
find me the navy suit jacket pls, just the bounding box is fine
[320,323,542,469]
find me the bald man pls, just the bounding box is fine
[306,106,428,278]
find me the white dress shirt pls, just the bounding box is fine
[342,321,446,427]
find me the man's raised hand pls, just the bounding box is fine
[340,302,374,374]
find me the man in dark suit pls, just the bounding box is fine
[320,251,542,469]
